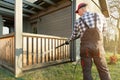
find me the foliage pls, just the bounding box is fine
[104,39,116,53]
[107,0,120,53]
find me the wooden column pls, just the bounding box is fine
[0,15,2,65]
[14,0,23,77]
[0,15,3,36]
[70,0,77,61]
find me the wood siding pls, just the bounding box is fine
[0,33,15,71]
[37,6,72,38]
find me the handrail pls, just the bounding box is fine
[0,32,14,39]
[22,32,67,39]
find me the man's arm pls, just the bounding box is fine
[66,19,81,44]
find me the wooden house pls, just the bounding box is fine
[0,0,109,77]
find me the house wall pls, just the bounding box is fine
[23,6,72,38]
[37,6,72,38]
[23,18,32,33]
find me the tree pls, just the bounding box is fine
[107,0,120,53]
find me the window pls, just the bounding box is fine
[3,26,9,35]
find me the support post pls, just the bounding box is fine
[0,15,3,36]
[14,0,23,77]
[70,0,77,61]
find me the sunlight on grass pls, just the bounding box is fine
[0,53,120,80]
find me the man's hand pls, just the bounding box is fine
[65,40,70,45]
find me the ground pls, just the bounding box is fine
[0,53,120,80]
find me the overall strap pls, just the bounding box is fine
[94,13,97,28]
[79,17,89,29]
[79,13,97,29]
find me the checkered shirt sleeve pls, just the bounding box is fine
[69,12,107,41]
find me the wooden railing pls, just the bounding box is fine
[22,33,70,70]
[0,33,15,71]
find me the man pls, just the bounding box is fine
[66,2,111,80]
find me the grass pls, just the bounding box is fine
[0,53,120,80]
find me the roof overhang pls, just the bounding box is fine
[99,0,109,17]
[0,0,71,19]
[30,0,71,20]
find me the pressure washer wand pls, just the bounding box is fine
[55,36,80,49]
[55,43,66,48]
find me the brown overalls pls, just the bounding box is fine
[80,13,111,80]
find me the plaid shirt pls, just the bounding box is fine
[70,12,107,41]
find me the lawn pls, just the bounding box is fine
[0,53,120,80]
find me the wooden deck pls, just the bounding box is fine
[0,33,70,72]
[22,33,70,70]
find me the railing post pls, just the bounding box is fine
[14,0,23,77]
[0,15,3,36]
[0,15,4,67]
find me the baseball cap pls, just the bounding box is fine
[75,3,87,13]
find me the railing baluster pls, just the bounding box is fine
[52,39,55,61]
[58,39,60,60]
[36,37,38,64]
[12,37,15,68]
[44,38,46,62]
[40,38,42,63]
[49,39,51,61]
[57,39,59,60]
[38,38,41,63]
[51,39,53,61]
[54,39,56,60]
[23,37,27,67]
[33,37,37,64]
[48,38,50,61]
[65,41,67,58]
[32,37,34,64]
[46,38,48,62]
[42,38,45,63]
[26,37,29,65]
[62,40,65,59]
[29,37,32,65]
